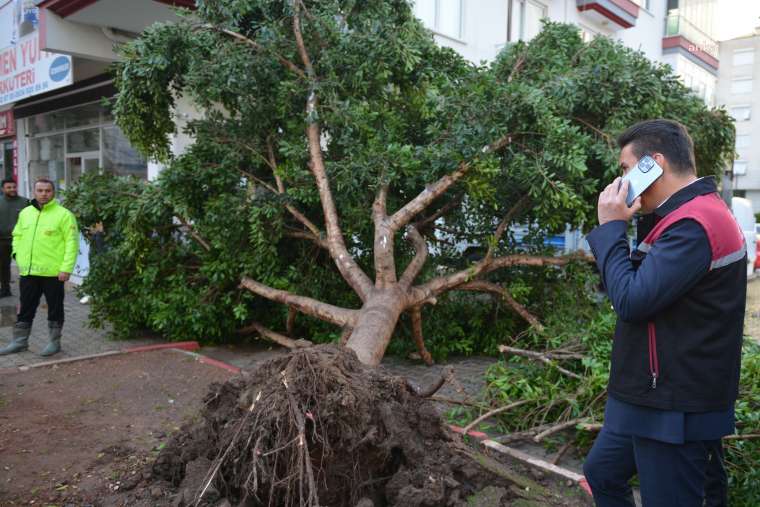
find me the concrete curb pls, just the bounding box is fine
[171,348,242,374]
[2,341,202,373]
[449,424,593,497]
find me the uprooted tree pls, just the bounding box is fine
[67,0,735,365]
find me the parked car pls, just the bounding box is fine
[731,197,757,276]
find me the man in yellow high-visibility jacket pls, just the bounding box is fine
[0,179,78,357]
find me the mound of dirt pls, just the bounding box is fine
[116,344,572,506]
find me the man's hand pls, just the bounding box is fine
[58,272,70,282]
[597,177,642,225]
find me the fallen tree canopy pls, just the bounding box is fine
[66,0,735,364]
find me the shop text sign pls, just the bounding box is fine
[0,2,73,106]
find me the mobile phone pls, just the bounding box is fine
[620,155,663,207]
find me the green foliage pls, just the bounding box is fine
[76,2,734,351]
[481,264,614,432]
[727,339,760,506]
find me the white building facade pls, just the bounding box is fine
[717,28,760,209]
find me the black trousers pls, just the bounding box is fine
[18,276,65,326]
[0,238,12,288]
[584,428,727,507]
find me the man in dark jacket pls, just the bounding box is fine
[0,178,28,297]
[582,119,746,507]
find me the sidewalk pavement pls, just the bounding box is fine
[0,277,159,370]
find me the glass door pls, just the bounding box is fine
[64,151,99,191]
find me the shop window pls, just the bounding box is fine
[61,103,103,130]
[29,111,65,135]
[102,127,147,179]
[29,134,65,190]
[66,128,100,153]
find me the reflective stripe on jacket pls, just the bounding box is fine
[12,200,78,277]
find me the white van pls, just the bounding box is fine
[731,197,757,277]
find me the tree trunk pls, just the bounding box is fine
[344,288,407,366]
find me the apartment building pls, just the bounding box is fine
[413,0,718,105]
[717,28,760,208]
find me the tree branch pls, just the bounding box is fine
[498,345,582,380]
[211,26,306,79]
[399,225,428,289]
[240,277,358,327]
[292,3,373,301]
[409,306,433,366]
[373,184,396,287]
[284,230,328,249]
[175,215,211,252]
[265,139,325,242]
[533,418,587,443]
[286,306,297,336]
[238,321,312,349]
[413,194,463,232]
[485,194,530,261]
[339,326,353,346]
[459,281,544,332]
[573,116,614,149]
[410,254,578,306]
[461,400,532,436]
[388,132,513,232]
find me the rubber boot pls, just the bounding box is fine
[39,322,62,357]
[0,322,31,355]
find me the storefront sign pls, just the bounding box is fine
[0,109,14,137]
[0,1,73,106]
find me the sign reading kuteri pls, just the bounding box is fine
[0,0,73,106]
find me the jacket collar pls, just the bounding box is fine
[654,176,718,218]
[31,199,58,211]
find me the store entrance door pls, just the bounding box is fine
[64,151,99,190]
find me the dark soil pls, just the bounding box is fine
[114,344,590,507]
[0,344,592,506]
[0,349,233,505]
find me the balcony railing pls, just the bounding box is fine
[665,13,718,59]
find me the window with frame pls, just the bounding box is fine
[414,0,463,40]
[729,105,751,121]
[631,0,651,10]
[733,160,748,175]
[736,134,751,150]
[579,24,597,43]
[511,0,548,42]
[26,101,147,192]
[732,48,755,67]
[731,78,753,94]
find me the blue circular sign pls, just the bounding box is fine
[49,56,71,82]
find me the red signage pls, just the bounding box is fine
[12,138,17,181]
[0,109,14,137]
